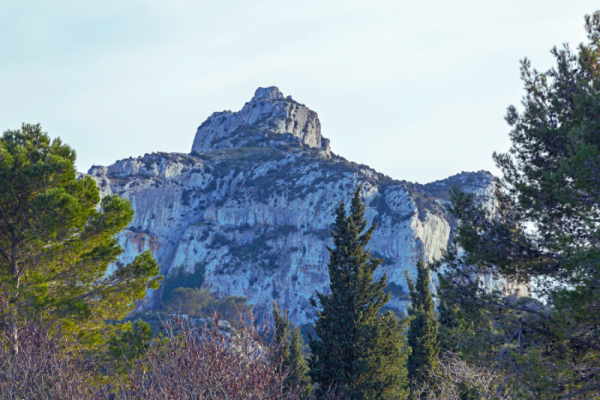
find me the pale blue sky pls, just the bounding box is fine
[1,1,597,183]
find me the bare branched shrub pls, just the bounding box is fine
[0,315,347,399]
[0,323,108,399]
[121,315,304,399]
[411,352,508,400]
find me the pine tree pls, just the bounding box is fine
[108,319,153,372]
[405,255,440,391]
[308,186,407,400]
[436,274,492,359]
[0,124,162,354]
[432,12,600,397]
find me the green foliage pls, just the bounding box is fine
[288,326,312,398]
[309,228,331,240]
[212,147,286,175]
[384,281,410,301]
[432,11,600,398]
[402,182,448,222]
[436,277,467,354]
[273,302,312,398]
[200,145,367,204]
[436,275,492,361]
[108,319,153,366]
[161,263,205,302]
[206,225,300,272]
[0,124,162,352]
[181,188,194,206]
[405,256,440,391]
[163,287,214,316]
[229,233,273,261]
[272,302,290,371]
[162,287,251,327]
[308,186,408,400]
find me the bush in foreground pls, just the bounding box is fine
[0,317,345,399]
[0,323,108,399]
[121,315,302,399]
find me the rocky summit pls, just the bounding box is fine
[87,87,496,325]
[191,86,330,156]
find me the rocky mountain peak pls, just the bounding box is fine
[252,86,284,100]
[85,87,512,325]
[191,87,330,156]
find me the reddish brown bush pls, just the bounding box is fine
[120,315,305,399]
[0,324,107,399]
[0,317,347,399]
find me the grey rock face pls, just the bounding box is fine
[191,87,330,156]
[87,88,498,325]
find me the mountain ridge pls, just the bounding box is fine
[87,87,497,324]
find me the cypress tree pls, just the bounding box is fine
[405,255,440,390]
[308,186,407,400]
[436,275,463,353]
[272,302,290,369]
[273,302,312,397]
[287,327,312,398]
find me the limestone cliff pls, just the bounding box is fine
[87,87,496,325]
[191,87,330,156]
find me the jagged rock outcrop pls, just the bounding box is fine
[87,87,497,325]
[191,87,330,156]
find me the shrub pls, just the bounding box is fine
[121,316,306,399]
[410,352,504,400]
[162,288,252,328]
[161,263,206,302]
[0,317,350,399]
[0,323,108,399]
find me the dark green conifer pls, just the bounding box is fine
[309,186,407,400]
[272,302,290,371]
[405,255,440,391]
[436,275,463,353]
[431,13,600,396]
[287,327,312,398]
[273,302,312,397]
[0,124,161,354]
[108,319,153,372]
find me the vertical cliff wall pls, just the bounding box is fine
[87,87,496,324]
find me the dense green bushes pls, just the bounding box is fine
[161,263,206,301]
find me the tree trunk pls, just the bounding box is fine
[10,311,18,356]
[10,234,19,356]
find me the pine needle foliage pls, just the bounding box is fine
[432,11,600,398]
[0,124,162,353]
[308,186,407,400]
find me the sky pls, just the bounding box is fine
[1,1,598,184]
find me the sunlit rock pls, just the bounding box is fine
[87,88,497,324]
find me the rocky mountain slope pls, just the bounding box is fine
[88,87,496,325]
